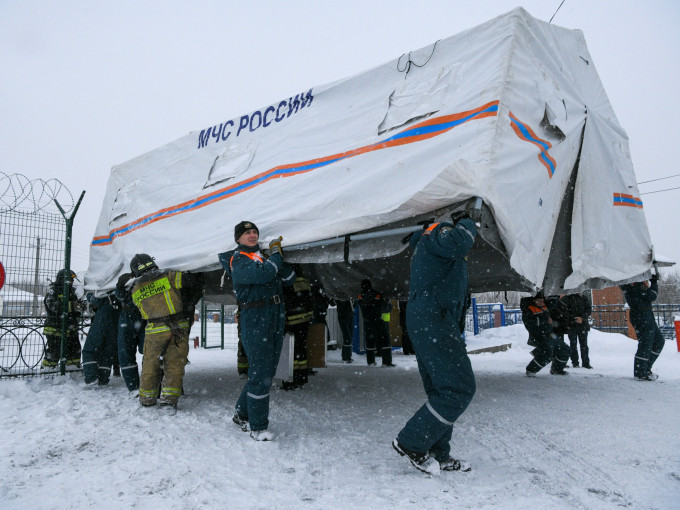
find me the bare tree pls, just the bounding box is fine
[656,270,680,304]
[472,290,528,308]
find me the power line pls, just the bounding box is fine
[640,185,680,196]
[638,173,680,185]
[549,0,567,23]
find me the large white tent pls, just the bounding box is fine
[85,7,654,300]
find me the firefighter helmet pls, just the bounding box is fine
[130,253,157,277]
[56,269,77,284]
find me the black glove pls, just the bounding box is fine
[116,272,134,289]
[450,210,470,225]
[650,273,659,283]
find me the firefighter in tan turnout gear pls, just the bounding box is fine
[128,253,202,411]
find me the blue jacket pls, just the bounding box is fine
[621,280,658,325]
[408,219,477,319]
[521,298,553,341]
[218,245,295,304]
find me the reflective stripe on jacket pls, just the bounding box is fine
[131,270,185,320]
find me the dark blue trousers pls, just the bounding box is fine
[632,316,665,378]
[235,304,286,431]
[82,302,120,384]
[397,300,475,460]
[117,308,145,391]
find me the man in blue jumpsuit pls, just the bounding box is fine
[522,292,570,376]
[357,279,394,366]
[219,221,295,441]
[620,275,665,380]
[393,217,477,475]
[335,299,355,363]
[82,291,120,386]
[115,272,146,395]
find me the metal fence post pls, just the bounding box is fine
[200,295,206,348]
[220,303,225,349]
[54,191,85,376]
[472,297,479,335]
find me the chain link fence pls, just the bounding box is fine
[0,172,84,377]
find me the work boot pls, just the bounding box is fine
[392,439,440,476]
[525,370,537,377]
[550,367,568,375]
[232,412,249,432]
[572,362,580,368]
[160,403,177,416]
[582,363,593,369]
[250,429,274,441]
[439,456,472,472]
[635,372,659,381]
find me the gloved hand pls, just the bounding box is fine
[650,273,659,283]
[269,236,283,256]
[116,272,134,290]
[110,294,121,310]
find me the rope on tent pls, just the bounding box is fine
[397,40,440,76]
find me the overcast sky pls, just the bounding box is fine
[1,0,679,274]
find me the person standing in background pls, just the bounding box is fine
[564,292,592,369]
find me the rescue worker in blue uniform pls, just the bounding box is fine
[42,269,83,368]
[564,292,592,368]
[522,292,570,376]
[129,254,202,411]
[115,272,146,395]
[393,217,477,475]
[219,221,295,441]
[335,299,355,363]
[357,279,394,367]
[82,291,120,385]
[620,275,665,380]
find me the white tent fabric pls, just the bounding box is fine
[86,7,653,293]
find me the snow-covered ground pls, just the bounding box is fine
[1,325,679,509]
